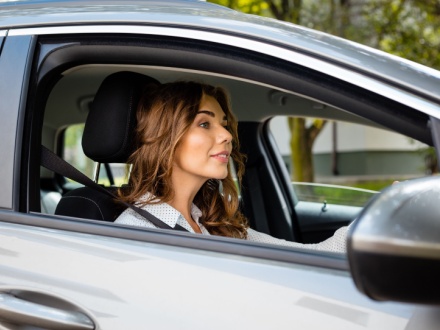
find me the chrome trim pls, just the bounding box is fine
[9,25,440,117]
[352,235,440,260]
[0,292,94,329]
[92,162,101,183]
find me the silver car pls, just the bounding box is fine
[0,0,439,329]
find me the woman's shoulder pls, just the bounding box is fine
[114,207,155,228]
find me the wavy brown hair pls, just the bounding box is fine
[118,81,248,238]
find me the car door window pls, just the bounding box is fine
[61,123,130,189]
[269,116,434,243]
[270,116,433,204]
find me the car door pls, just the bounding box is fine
[0,28,348,330]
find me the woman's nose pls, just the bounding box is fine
[218,126,233,144]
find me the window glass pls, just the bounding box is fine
[62,124,130,188]
[269,116,434,207]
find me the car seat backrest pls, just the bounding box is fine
[55,71,160,221]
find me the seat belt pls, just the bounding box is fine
[40,145,188,232]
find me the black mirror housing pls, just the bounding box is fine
[348,176,440,305]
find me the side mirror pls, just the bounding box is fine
[347,176,440,305]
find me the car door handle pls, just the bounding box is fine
[0,291,95,330]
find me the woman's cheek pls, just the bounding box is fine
[186,131,211,152]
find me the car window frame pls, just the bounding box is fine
[0,30,6,51]
[15,25,439,270]
[9,24,440,115]
[0,34,35,211]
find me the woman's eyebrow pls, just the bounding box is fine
[197,110,227,121]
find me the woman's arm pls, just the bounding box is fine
[246,225,350,253]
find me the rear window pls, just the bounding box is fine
[62,123,130,188]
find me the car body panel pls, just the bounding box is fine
[0,220,418,330]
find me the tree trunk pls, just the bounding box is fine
[288,117,327,182]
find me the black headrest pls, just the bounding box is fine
[82,71,159,163]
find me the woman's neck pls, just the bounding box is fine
[169,192,203,234]
[169,171,205,233]
[169,192,195,221]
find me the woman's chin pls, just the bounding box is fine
[213,172,228,180]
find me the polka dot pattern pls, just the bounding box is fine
[246,226,348,253]
[115,193,348,253]
[115,194,209,235]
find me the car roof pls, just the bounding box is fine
[1,0,439,104]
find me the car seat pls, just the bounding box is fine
[54,71,159,221]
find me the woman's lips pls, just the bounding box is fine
[211,151,230,163]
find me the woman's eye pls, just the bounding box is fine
[199,122,209,129]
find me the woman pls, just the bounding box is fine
[115,81,348,253]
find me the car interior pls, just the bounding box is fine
[28,34,433,246]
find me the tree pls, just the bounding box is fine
[289,118,327,182]
[365,0,440,69]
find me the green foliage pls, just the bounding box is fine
[365,0,440,69]
[209,0,440,69]
[352,179,398,191]
[213,0,270,15]
[417,146,438,174]
[63,124,95,178]
[64,123,83,149]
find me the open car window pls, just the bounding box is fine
[267,116,434,243]
[25,29,433,266]
[269,116,433,206]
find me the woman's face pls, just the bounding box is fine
[173,94,233,186]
